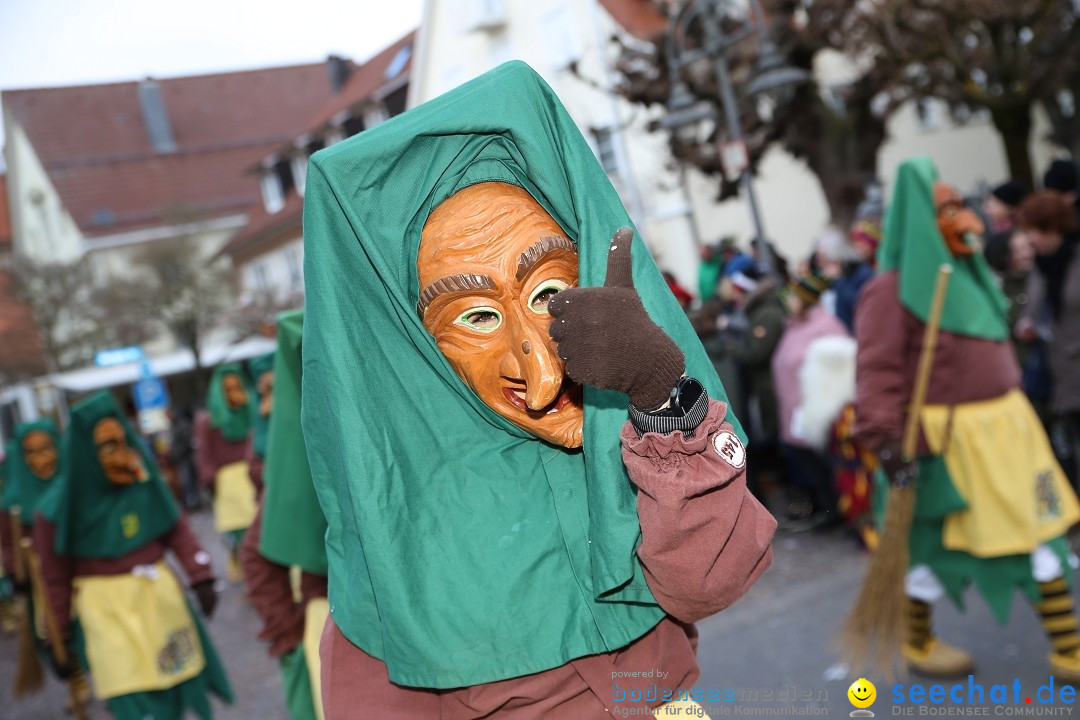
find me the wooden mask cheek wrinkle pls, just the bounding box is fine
[418,182,584,448]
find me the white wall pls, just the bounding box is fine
[238,234,304,305]
[410,0,704,294]
[3,115,85,263]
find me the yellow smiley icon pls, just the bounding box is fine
[848,678,876,709]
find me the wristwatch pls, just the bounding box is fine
[627,376,709,437]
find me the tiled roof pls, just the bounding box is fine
[599,0,667,41]
[0,270,46,380]
[222,31,416,261]
[221,192,303,262]
[0,175,11,248]
[305,31,416,134]
[3,62,348,237]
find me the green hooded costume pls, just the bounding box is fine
[259,309,328,576]
[38,391,232,719]
[1,419,60,525]
[248,353,275,459]
[875,157,1071,624]
[878,156,1008,341]
[302,61,741,688]
[206,363,254,443]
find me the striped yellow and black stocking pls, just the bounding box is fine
[907,597,933,650]
[1038,578,1080,657]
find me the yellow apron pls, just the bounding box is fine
[304,597,329,720]
[921,389,1080,558]
[73,562,205,699]
[213,461,257,533]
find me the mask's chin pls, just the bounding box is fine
[493,382,584,448]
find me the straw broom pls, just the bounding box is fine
[21,537,91,720]
[11,507,45,697]
[840,264,953,676]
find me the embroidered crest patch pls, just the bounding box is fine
[713,431,746,469]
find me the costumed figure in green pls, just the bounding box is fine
[34,391,233,719]
[196,363,258,581]
[241,310,328,720]
[855,157,1080,678]
[301,61,776,718]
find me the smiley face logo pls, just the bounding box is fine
[848,678,876,712]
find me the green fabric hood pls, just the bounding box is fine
[39,391,179,558]
[206,363,254,442]
[1,419,61,524]
[259,309,327,576]
[301,61,741,688]
[248,352,275,459]
[878,156,1008,340]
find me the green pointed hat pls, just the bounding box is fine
[1,420,61,524]
[247,352,275,459]
[258,310,327,576]
[206,362,254,442]
[302,61,741,688]
[878,156,1008,340]
[38,391,179,559]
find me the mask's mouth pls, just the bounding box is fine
[502,381,581,416]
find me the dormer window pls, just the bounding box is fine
[260,172,284,214]
[291,155,309,197]
[363,104,389,129]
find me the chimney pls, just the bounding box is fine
[138,79,177,153]
[327,55,352,94]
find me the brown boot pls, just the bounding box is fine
[902,598,974,677]
[1037,578,1080,684]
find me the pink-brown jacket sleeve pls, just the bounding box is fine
[621,399,776,624]
[32,517,75,641]
[194,411,216,488]
[240,502,305,657]
[853,272,908,451]
[162,512,215,586]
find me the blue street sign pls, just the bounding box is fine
[133,361,169,412]
[95,346,144,367]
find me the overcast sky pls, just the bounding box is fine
[0,0,424,153]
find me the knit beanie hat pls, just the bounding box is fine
[1044,159,1079,194]
[789,274,830,307]
[850,220,883,251]
[991,180,1026,208]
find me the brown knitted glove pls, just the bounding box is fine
[549,227,685,410]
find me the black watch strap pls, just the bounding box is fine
[628,376,709,437]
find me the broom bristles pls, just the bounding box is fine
[13,598,44,697]
[838,484,917,679]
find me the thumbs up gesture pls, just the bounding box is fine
[549,227,685,410]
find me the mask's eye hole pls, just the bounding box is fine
[528,280,570,314]
[455,307,503,332]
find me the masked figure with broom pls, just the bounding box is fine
[34,390,233,719]
[853,157,1080,678]
[0,419,93,704]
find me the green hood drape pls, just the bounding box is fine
[248,352,275,459]
[206,363,254,442]
[878,156,1008,340]
[39,391,179,559]
[1,420,61,524]
[259,310,328,576]
[302,61,741,688]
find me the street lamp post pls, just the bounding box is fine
[658,0,809,277]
